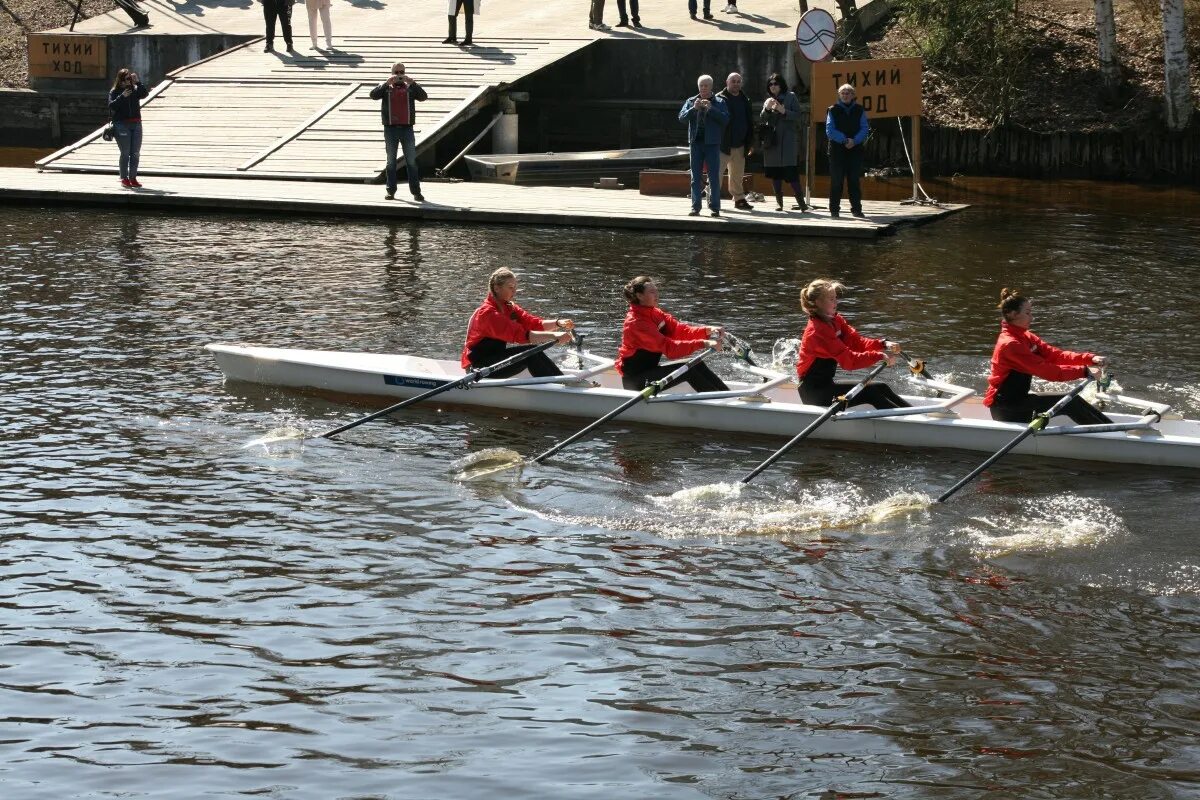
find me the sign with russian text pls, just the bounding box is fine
[811,57,922,119]
[28,35,107,80]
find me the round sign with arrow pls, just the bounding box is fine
[796,8,836,62]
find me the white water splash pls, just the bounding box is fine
[243,425,309,450]
[961,493,1126,556]
[451,447,524,481]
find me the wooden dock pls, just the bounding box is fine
[36,35,592,181]
[0,168,964,238]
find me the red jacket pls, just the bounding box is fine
[460,294,545,368]
[984,321,1093,406]
[795,313,884,379]
[616,304,709,375]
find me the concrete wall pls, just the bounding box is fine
[9,32,254,147]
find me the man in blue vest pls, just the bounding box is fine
[825,83,869,218]
[680,74,729,218]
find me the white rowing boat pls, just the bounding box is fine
[205,343,1200,469]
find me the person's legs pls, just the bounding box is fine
[263,1,277,49]
[788,178,806,209]
[828,147,845,216]
[624,361,726,392]
[471,344,562,379]
[277,0,293,49]
[1026,394,1112,425]
[727,145,746,203]
[688,0,697,16]
[383,126,400,195]
[688,141,704,211]
[320,5,332,45]
[705,145,721,213]
[629,0,639,23]
[854,383,910,409]
[307,4,319,48]
[462,0,474,43]
[771,178,783,210]
[398,125,421,197]
[846,148,864,215]
[684,361,728,392]
[616,0,628,23]
[128,123,142,181]
[444,11,457,42]
[703,0,712,16]
[114,122,131,181]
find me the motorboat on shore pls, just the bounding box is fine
[464,146,690,185]
[205,344,1200,469]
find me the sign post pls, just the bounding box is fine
[811,57,924,204]
[27,35,108,80]
[795,9,837,207]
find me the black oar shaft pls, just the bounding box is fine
[740,360,889,485]
[532,348,713,464]
[320,338,559,439]
[936,377,1093,503]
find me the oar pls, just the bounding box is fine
[531,347,715,464]
[899,350,945,397]
[320,338,562,440]
[935,375,1094,503]
[739,360,890,484]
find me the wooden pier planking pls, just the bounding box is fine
[39,36,594,181]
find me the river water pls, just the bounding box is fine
[3,181,1200,798]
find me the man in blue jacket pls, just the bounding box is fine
[680,74,729,218]
[825,83,870,218]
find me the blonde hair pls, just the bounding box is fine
[799,278,845,316]
[488,268,516,292]
[997,287,1029,319]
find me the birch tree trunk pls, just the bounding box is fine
[1161,0,1194,131]
[1094,0,1121,100]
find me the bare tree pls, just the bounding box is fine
[1094,0,1122,100]
[1161,0,1194,130]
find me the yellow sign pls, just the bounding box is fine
[28,35,108,80]
[811,57,922,119]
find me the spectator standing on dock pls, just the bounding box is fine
[259,0,294,52]
[444,0,477,46]
[689,0,713,20]
[615,0,641,27]
[826,83,869,218]
[680,75,729,218]
[304,0,333,50]
[717,72,754,211]
[370,63,427,202]
[760,72,807,212]
[108,68,148,189]
[462,268,574,378]
[589,0,608,30]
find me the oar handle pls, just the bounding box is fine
[936,375,1093,503]
[532,347,714,464]
[319,338,560,440]
[740,359,888,485]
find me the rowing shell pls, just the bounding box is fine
[205,344,1200,469]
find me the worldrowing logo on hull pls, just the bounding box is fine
[796,8,837,63]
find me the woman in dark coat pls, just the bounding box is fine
[759,73,807,213]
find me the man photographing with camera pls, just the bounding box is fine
[369,62,429,203]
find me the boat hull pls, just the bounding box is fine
[206,344,1200,469]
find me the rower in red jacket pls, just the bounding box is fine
[461,267,574,378]
[985,287,1111,425]
[795,278,910,409]
[616,276,728,392]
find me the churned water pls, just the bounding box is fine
[3,182,1200,798]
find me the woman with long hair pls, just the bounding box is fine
[108,68,149,188]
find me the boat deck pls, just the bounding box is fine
[0,167,964,238]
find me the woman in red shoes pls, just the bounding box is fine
[461,268,573,378]
[795,278,910,410]
[616,276,728,393]
[985,287,1111,425]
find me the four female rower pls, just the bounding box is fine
[795,279,911,410]
[461,268,574,378]
[460,272,1115,430]
[616,276,729,393]
[985,288,1112,425]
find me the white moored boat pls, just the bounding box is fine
[205,343,1200,469]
